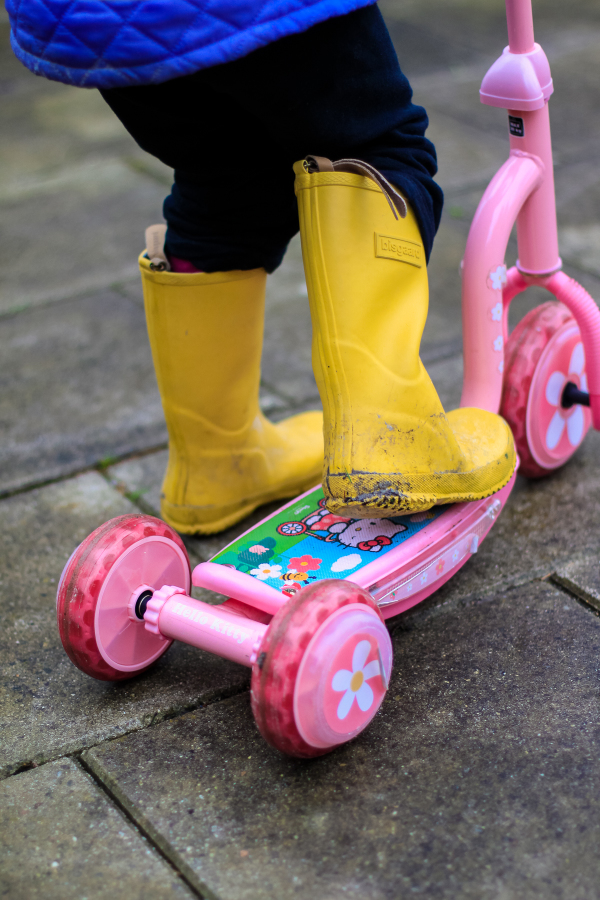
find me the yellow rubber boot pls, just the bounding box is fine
[139,251,323,534]
[294,157,515,517]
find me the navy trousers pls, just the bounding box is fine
[101,5,443,273]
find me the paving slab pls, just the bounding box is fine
[408,22,600,156]
[552,554,600,614]
[105,450,296,569]
[424,111,508,195]
[0,472,248,778]
[0,289,167,496]
[84,580,600,900]
[0,758,194,900]
[381,0,510,78]
[558,168,600,278]
[262,235,319,408]
[432,427,600,608]
[105,350,464,548]
[0,15,172,315]
[0,157,168,315]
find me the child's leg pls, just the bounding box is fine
[196,5,512,515]
[101,5,514,522]
[101,4,441,271]
[101,74,325,536]
[101,69,298,273]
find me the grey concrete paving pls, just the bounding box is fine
[104,352,464,566]
[3,0,600,896]
[106,450,302,566]
[84,581,600,900]
[0,10,171,315]
[553,554,600,614]
[0,758,194,899]
[0,157,168,315]
[0,473,248,779]
[0,291,166,496]
[432,428,600,607]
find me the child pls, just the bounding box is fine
[7,1,515,534]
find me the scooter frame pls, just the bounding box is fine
[56,0,600,758]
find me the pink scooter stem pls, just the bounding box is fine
[461,0,600,425]
[143,587,267,667]
[505,0,534,54]
[460,153,542,413]
[512,106,560,276]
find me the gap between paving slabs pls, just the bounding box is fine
[3,564,599,899]
[551,554,600,616]
[81,579,600,900]
[4,363,600,780]
[0,471,250,780]
[0,756,197,900]
[76,753,214,900]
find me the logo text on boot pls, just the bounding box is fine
[375,234,423,267]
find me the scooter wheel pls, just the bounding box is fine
[251,580,392,758]
[57,514,190,681]
[500,301,592,478]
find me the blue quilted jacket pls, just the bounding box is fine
[7,0,376,89]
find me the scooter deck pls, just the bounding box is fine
[193,477,516,620]
[211,485,447,590]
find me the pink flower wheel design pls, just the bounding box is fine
[501,301,591,478]
[250,580,392,758]
[56,514,190,681]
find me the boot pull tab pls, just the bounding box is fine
[304,156,407,220]
[145,224,171,271]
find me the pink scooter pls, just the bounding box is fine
[57,0,600,758]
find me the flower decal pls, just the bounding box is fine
[491,301,503,322]
[250,563,283,581]
[489,265,508,291]
[331,640,381,720]
[545,342,587,451]
[288,554,321,572]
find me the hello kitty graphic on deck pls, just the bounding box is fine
[277,499,407,552]
[326,517,407,552]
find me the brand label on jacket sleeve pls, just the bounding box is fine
[375,234,423,267]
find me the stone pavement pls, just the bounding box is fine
[2,0,600,896]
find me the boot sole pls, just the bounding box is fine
[324,456,517,518]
